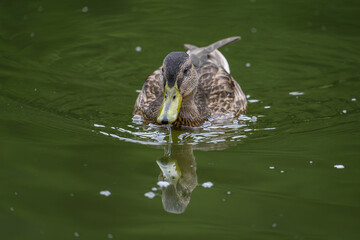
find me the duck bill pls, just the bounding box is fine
[157,83,182,124]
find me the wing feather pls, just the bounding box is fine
[134,68,164,121]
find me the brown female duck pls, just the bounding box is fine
[133,36,247,127]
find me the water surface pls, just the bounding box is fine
[1,0,360,239]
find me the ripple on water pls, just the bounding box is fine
[92,113,275,149]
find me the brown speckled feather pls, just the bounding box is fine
[197,62,247,121]
[133,68,164,122]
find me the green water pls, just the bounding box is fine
[1,0,360,239]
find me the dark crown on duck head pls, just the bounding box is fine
[163,52,189,88]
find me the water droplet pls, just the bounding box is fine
[10,207,14,211]
[99,190,111,197]
[289,91,304,96]
[269,166,275,169]
[151,187,157,191]
[227,191,231,195]
[107,233,113,239]
[202,181,214,188]
[250,116,257,122]
[351,98,356,101]
[144,192,155,199]
[264,106,271,109]
[342,110,347,114]
[334,164,344,169]
[245,62,251,67]
[74,232,80,237]
[135,46,142,52]
[82,6,88,13]
[280,170,285,173]
[157,181,170,188]
[272,223,277,228]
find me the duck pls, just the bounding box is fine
[133,36,247,127]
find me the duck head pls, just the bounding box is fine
[157,52,198,124]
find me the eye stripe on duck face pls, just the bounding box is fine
[177,64,192,89]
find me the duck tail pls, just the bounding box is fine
[184,36,240,74]
[184,36,240,52]
[204,36,241,53]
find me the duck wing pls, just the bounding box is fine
[196,62,247,120]
[133,68,164,120]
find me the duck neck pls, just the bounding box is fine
[181,88,198,114]
[177,88,203,127]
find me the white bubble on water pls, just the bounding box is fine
[264,106,271,109]
[245,62,251,67]
[342,110,347,114]
[135,46,142,52]
[202,181,214,188]
[99,190,111,197]
[74,232,80,237]
[334,164,345,169]
[289,91,304,96]
[107,233,113,239]
[82,6,88,13]
[249,116,257,122]
[269,166,275,169]
[157,181,170,188]
[351,98,356,101]
[144,192,155,199]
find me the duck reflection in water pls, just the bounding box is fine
[156,143,197,214]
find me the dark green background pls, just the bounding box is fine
[1,0,359,239]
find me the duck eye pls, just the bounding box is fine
[183,67,188,75]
